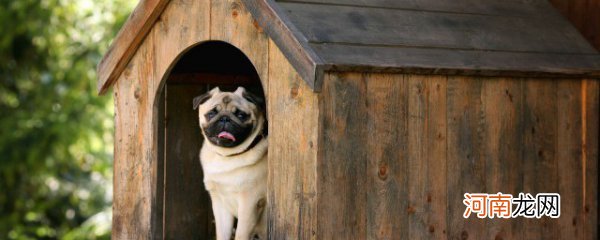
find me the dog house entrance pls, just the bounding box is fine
[155,41,264,239]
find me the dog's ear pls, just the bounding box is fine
[193,92,211,110]
[242,90,265,110]
[193,87,221,110]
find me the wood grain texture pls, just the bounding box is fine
[277,0,556,17]
[550,0,600,50]
[522,79,559,240]
[97,0,170,94]
[314,73,598,239]
[556,80,584,239]
[152,0,210,86]
[583,79,599,240]
[153,87,165,239]
[480,78,524,240]
[210,0,270,91]
[267,39,319,240]
[244,0,325,91]
[407,75,447,239]
[446,76,486,240]
[365,74,409,240]
[112,29,160,240]
[163,84,214,239]
[318,72,368,239]
[281,2,591,54]
[309,43,600,79]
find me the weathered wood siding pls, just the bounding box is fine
[317,73,599,239]
[267,39,320,239]
[113,29,164,240]
[112,0,269,239]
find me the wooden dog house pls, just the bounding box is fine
[97,0,600,239]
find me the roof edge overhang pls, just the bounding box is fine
[245,0,600,86]
[244,0,327,91]
[97,0,600,95]
[96,0,170,95]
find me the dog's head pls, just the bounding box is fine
[193,86,265,148]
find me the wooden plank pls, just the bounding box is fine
[97,0,170,94]
[281,2,594,54]
[277,0,557,17]
[407,75,447,239]
[152,0,210,84]
[445,76,486,240]
[522,79,559,240]
[267,39,319,239]
[163,84,214,239]
[112,75,139,240]
[136,22,164,240]
[318,72,368,239]
[556,80,584,239]
[112,30,158,240]
[152,86,165,239]
[309,43,600,78]
[244,0,325,91]
[424,77,448,240]
[480,78,524,239]
[583,79,599,240]
[365,74,408,239]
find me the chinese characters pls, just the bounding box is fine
[463,192,560,219]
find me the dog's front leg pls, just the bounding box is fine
[211,197,234,240]
[234,196,260,240]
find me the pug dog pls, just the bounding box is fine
[193,86,267,240]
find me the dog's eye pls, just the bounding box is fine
[235,110,249,120]
[206,109,218,119]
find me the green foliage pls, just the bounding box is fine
[0,0,135,239]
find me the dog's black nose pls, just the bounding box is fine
[219,116,231,123]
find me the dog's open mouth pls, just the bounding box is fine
[217,131,236,142]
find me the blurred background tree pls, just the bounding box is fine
[0,0,135,239]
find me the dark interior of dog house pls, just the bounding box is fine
[155,41,264,239]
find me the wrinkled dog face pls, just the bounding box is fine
[193,87,264,148]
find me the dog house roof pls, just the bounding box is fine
[97,0,600,93]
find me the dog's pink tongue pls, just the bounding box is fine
[217,131,236,141]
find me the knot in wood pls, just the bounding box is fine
[378,164,388,180]
[407,206,416,215]
[290,86,299,98]
[134,87,141,100]
[461,231,469,240]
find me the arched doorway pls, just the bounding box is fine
[155,41,265,239]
